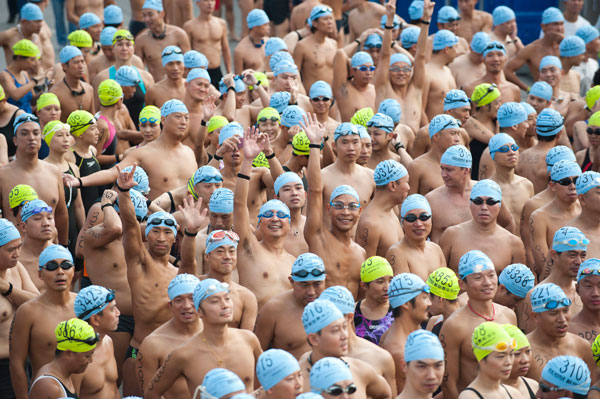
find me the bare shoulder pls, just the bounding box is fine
[234,327,260,344]
[233,282,257,301]
[39,159,61,174]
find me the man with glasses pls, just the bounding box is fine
[538,355,591,399]
[73,285,120,399]
[255,252,326,359]
[570,258,600,343]
[569,171,600,259]
[145,46,186,108]
[357,159,408,258]
[10,244,77,399]
[270,172,308,257]
[333,51,376,122]
[440,250,517,399]
[530,161,583,277]
[144,278,262,398]
[423,29,459,121]
[308,357,358,399]
[525,283,594,380]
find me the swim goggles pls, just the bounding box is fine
[330,201,361,210]
[494,144,519,154]
[324,383,358,396]
[402,212,431,223]
[542,298,572,310]
[207,230,239,246]
[475,83,498,106]
[355,65,376,72]
[291,268,325,278]
[140,117,159,124]
[42,260,74,271]
[471,197,500,206]
[554,238,590,247]
[258,210,290,219]
[473,338,516,353]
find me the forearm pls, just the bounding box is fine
[7,81,36,100]
[81,167,119,187]
[504,61,528,91]
[117,129,143,143]
[10,361,28,399]
[254,86,270,107]
[56,203,69,245]
[179,233,198,275]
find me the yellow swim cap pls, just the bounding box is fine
[36,93,60,112]
[360,256,393,283]
[589,111,600,128]
[67,110,95,137]
[0,84,5,101]
[427,267,460,300]
[55,318,98,353]
[113,29,134,45]
[68,30,93,48]
[253,152,270,168]
[207,115,228,133]
[592,334,600,365]
[292,131,310,156]
[139,105,161,124]
[9,184,38,209]
[351,107,375,128]
[472,321,516,361]
[502,324,529,351]
[12,39,40,58]
[98,79,123,106]
[249,72,270,90]
[43,120,70,147]
[471,83,501,107]
[586,86,600,110]
[257,107,280,123]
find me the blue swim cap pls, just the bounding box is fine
[409,0,424,20]
[186,67,210,83]
[546,146,575,172]
[161,99,188,117]
[576,171,600,195]
[550,160,581,183]
[39,244,73,270]
[269,51,294,72]
[438,6,460,23]
[388,273,429,308]
[184,50,209,69]
[493,6,516,26]
[274,172,303,196]
[576,25,600,44]
[520,102,536,115]
[168,273,200,300]
[497,102,527,128]
[269,91,291,114]
[79,12,101,29]
[310,5,333,24]
[309,81,332,99]
[531,283,570,313]
[482,41,506,57]
[356,125,368,140]
[553,226,588,253]
[401,194,431,218]
[330,185,359,203]
[302,299,344,334]
[0,219,20,247]
[364,33,382,49]
[405,329,444,362]
[257,349,300,390]
[536,108,564,136]
[444,89,470,111]
[334,122,359,141]
[489,133,516,161]
[145,211,177,238]
[378,99,402,124]
[201,368,245,398]
[273,61,299,77]
[578,258,600,282]
[542,356,590,395]
[122,166,150,195]
[498,264,535,298]
[539,55,562,71]
[258,199,290,220]
[265,37,287,56]
[310,357,352,393]
[320,286,354,315]
[247,8,269,29]
[142,0,163,11]
[541,7,564,25]
[429,114,460,138]
[440,145,472,168]
[209,188,234,214]
[21,3,43,20]
[529,81,553,101]
[218,76,247,94]
[161,45,184,67]
[374,159,408,186]
[381,14,401,30]
[433,29,458,51]
[13,112,39,135]
[104,5,123,25]
[291,252,326,282]
[114,189,148,221]
[351,51,374,68]
[205,229,239,254]
[401,27,420,49]
[100,27,118,46]
[193,166,222,186]
[218,122,244,145]
[21,199,51,223]
[471,179,502,203]
[114,66,140,87]
[281,105,306,128]
[193,278,229,309]
[367,113,394,133]
[390,53,412,67]
[59,46,83,64]
[458,250,495,280]
[75,285,114,319]
[560,36,586,58]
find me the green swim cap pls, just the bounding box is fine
[36,93,60,111]
[68,30,93,48]
[12,39,40,58]
[207,115,228,133]
[586,86,600,110]
[67,110,95,137]
[249,71,270,90]
[98,79,123,106]
[112,29,134,45]
[43,120,70,146]
[0,84,4,102]
[471,83,501,107]
[360,256,393,283]
[9,184,38,209]
[292,131,310,156]
[472,321,516,361]
[351,107,375,127]
[257,107,280,123]
[593,334,600,365]
[590,111,600,128]
[139,105,161,124]
[502,324,529,351]
[427,267,460,300]
[55,318,98,353]
[253,152,270,168]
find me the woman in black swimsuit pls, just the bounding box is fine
[502,324,538,399]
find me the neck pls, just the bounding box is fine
[471,219,498,234]
[286,156,303,172]
[290,207,302,223]
[541,35,561,47]
[395,313,421,334]
[315,112,329,123]
[329,223,355,245]
[207,270,232,284]
[473,110,495,123]
[45,150,68,166]
[573,207,600,230]
[249,30,264,44]
[64,74,81,88]
[577,305,600,327]
[552,196,578,212]
[151,21,166,35]
[467,298,495,319]
[351,79,369,90]
[222,163,240,178]
[443,302,461,320]
[184,92,203,112]
[447,178,472,195]
[199,10,212,20]
[168,75,185,86]
[72,140,91,154]
[43,288,72,305]
[469,52,482,65]
[173,317,202,334]
[531,324,563,344]
[156,130,182,147]
[548,269,576,287]
[430,145,444,161]
[114,57,132,69]
[431,54,449,67]
[23,235,49,253]
[313,30,327,43]
[202,322,228,346]
[461,7,474,18]
[260,236,286,252]
[473,371,502,391]
[482,70,503,84]
[503,374,521,387]
[492,164,515,182]
[334,158,357,174]
[404,235,427,250]
[100,104,118,119]
[362,295,391,313]
[19,24,34,39]
[399,382,433,399]
[536,139,557,150]
[372,191,401,211]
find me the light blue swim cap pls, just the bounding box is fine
[444,89,470,111]
[560,36,586,58]
[536,108,564,136]
[576,25,600,44]
[381,14,401,30]
[193,278,229,309]
[401,27,420,49]
[144,211,177,238]
[520,102,536,115]
[122,166,150,195]
[578,258,600,282]
[209,188,234,214]
[218,122,244,145]
[367,113,394,133]
[274,172,303,196]
[21,199,51,223]
[373,159,408,186]
[100,27,118,46]
[302,299,344,334]
[309,81,332,99]
[458,250,495,280]
[357,125,369,140]
[576,171,600,195]
[378,99,402,124]
[498,264,535,298]
[438,5,460,24]
[193,166,222,186]
[79,12,102,29]
[390,53,412,67]
[351,51,374,68]
[429,114,460,138]
[364,33,383,49]
[142,0,163,12]
[273,61,299,77]
[310,357,352,393]
[184,50,209,69]
[21,3,43,20]
[529,81,553,101]
[553,226,588,253]
[205,229,239,254]
[531,283,570,313]
[161,99,188,117]
[0,219,20,247]
[291,252,326,282]
[320,286,354,315]
[104,5,123,25]
[39,244,73,270]
[550,160,581,182]
[168,273,200,300]
[258,199,290,220]
[388,273,430,308]
[405,329,444,362]
[330,185,359,203]
[482,41,506,58]
[113,188,148,221]
[265,37,287,57]
[201,368,245,399]
[59,46,83,64]
[471,179,502,203]
[497,102,527,128]
[492,6,516,27]
[408,0,424,20]
[269,91,291,114]
[489,133,516,160]
[269,51,294,72]
[539,55,562,71]
[114,65,140,87]
[401,194,431,218]
[257,349,300,390]
[218,76,247,94]
[546,146,575,172]
[542,356,590,395]
[309,5,333,24]
[433,29,459,51]
[247,8,269,29]
[281,105,306,128]
[334,122,360,141]
[186,68,210,83]
[440,145,472,168]
[74,285,114,319]
[541,7,564,25]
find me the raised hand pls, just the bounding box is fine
[287,125,300,140]
[299,113,325,144]
[116,163,138,190]
[385,0,396,17]
[423,0,435,19]
[215,135,241,158]
[101,189,118,206]
[202,95,217,121]
[178,195,208,233]
[241,69,258,86]
[256,132,272,153]
[242,126,262,160]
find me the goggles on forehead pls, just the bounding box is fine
[78,289,116,319]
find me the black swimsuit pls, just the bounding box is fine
[0,108,19,157]
[74,151,101,213]
[64,164,79,255]
[463,385,513,399]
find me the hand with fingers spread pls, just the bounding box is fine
[242,126,263,160]
[299,113,325,144]
[202,95,217,121]
[223,73,235,88]
[116,163,138,191]
[215,136,241,158]
[385,0,396,18]
[256,132,273,154]
[178,195,208,234]
[241,69,258,86]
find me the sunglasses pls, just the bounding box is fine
[355,65,376,72]
[78,289,115,319]
[495,144,519,153]
[325,383,358,396]
[552,177,579,186]
[364,44,382,49]
[402,212,431,223]
[258,116,280,123]
[140,117,159,124]
[543,297,572,310]
[475,83,498,106]
[555,238,590,247]
[538,383,564,393]
[330,201,361,210]
[163,49,183,57]
[208,230,239,245]
[587,127,600,136]
[311,97,331,102]
[292,268,325,278]
[389,66,412,73]
[113,34,134,43]
[470,197,501,206]
[42,260,74,271]
[148,218,176,227]
[259,210,290,219]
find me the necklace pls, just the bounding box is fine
[467,301,495,321]
[201,333,224,366]
[63,78,84,110]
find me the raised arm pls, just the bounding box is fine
[83,190,123,249]
[220,74,237,122]
[177,195,208,275]
[411,0,433,89]
[530,213,549,277]
[504,49,530,91]
[242,70,270,108]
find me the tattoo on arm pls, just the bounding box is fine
[361,228,368,246]
[8,315,15,351]
[137,351,144,393]
[147,352,172,392]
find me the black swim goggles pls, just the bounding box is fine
[470,197,500,206]
[42,260,74,271]
[78,289,116,320]
[402,212,431,223]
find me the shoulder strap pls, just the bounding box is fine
[463,387,485,399]
[520,377,536,399]
[30,375,68,397]
[500,384,513,399]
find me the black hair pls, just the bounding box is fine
[432,49,441,54]
[536,133,557,142]
[392,297,416,318]
[105,23,120,29]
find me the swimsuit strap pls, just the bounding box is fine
[30,375,68,397]
[108,65,116,79]
[520,377,536,399]
[167,191,176,214]
[98,115,116,152]
[463,387,484,399]
[500,384,513,399]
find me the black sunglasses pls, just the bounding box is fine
[402,212,431,223]
[42,260,74,271]
[553,177,579,186]
[470,197,500,206]
[78,289,116,319]
[587,127,600,136]
[291,268,325,278]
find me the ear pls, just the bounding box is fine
[307,332,320,347]
[459,277,467,291]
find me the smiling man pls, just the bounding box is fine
[144,45,186,107]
